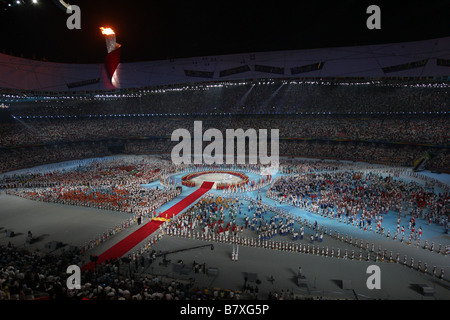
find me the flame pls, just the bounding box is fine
[100,27,115,35]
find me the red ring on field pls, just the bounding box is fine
[181,170,249,189]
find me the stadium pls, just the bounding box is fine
[0,1,449,305]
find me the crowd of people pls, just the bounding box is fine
[1,81,448,175]
[158,191,448,278]
[0,242,252,300]
[0,243,82,300]
[0,79,448,300]
[1,157,181,217]
[5,80,449,116]
[0,139,447,176]
[158,169,449,250]
[1,114,448,147]
[267,169,449,236]
[0,156,448,300]
[0,142,112,174]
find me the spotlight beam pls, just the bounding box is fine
[51,0,71,12]
[236,84,255,109]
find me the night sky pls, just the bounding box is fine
[0,0,449,63]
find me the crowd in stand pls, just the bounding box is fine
[1,115,448,147]
[426,150,450,171]
[0,244,82,300]
[0,142,112,174]
[0,243,251,300]
[0,138,448,175]
[0,80,448,174]
[6,80,449,116]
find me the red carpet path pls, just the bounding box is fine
[82,181,214,271]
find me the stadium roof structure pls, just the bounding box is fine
[0,36,449,93]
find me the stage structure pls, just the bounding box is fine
[0,37,448,92]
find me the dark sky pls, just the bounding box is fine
[0,0,449,63]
